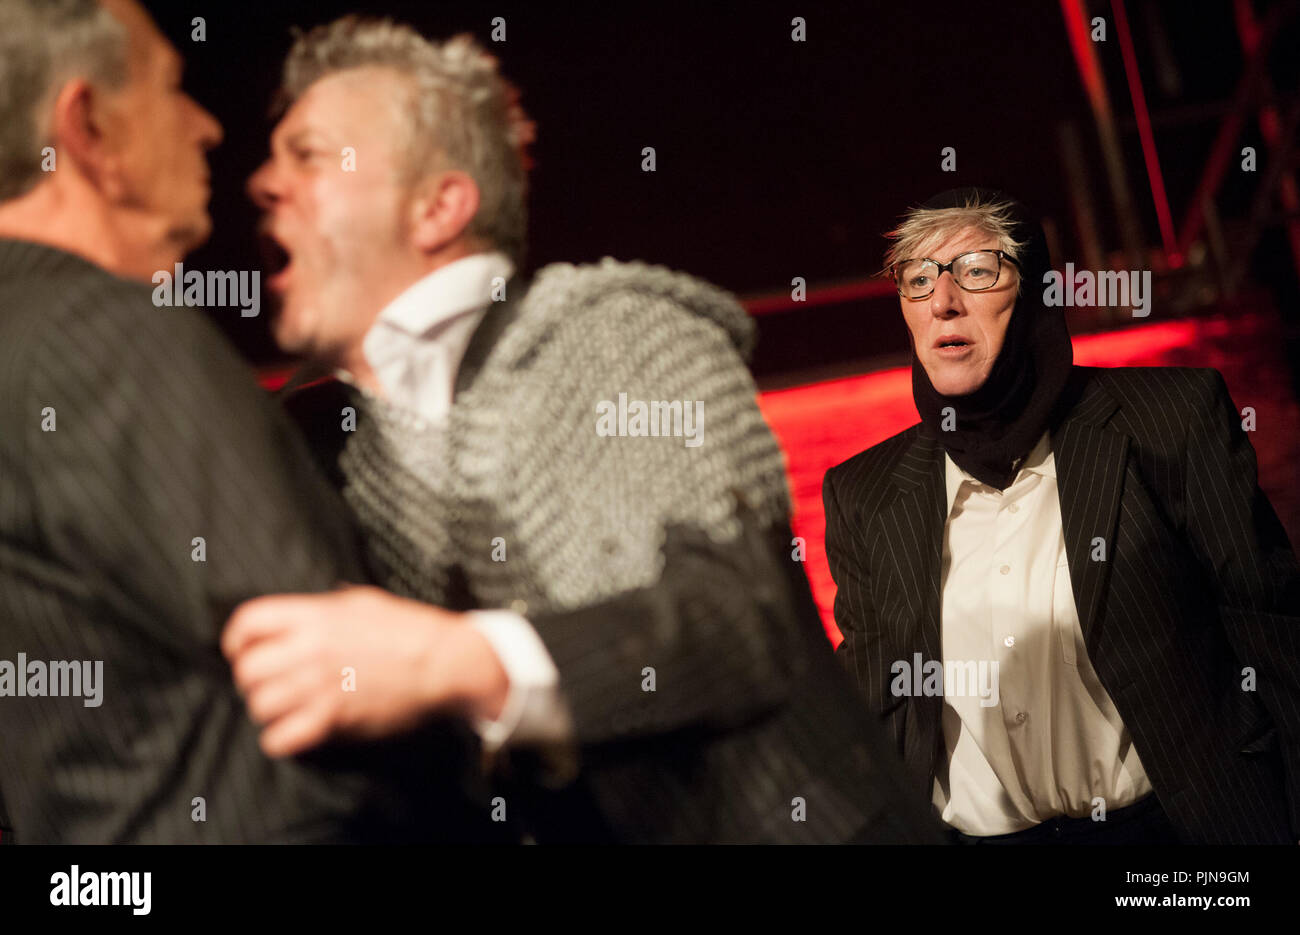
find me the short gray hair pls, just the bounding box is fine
[0,0,129,202]
[883,193,1027,276]
[279,16,534,262]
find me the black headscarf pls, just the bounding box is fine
[909,187,1074,490]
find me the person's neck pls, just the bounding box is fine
[334,239,496,396]
[336,347,382,395]
[0,183,178,281]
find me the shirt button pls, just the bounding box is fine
[509,598,529,615]
[1004,636,1015,647]
[999,564,1011,575]
[1008,503,1019,513]
[1015,712,1027,724]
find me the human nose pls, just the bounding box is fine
[246,158,281,211]
[929,268,963,317]
[189,96,222,150]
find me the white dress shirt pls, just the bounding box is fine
[362,252,512,423]
[933,432,1152,835]
[353,252,572,750]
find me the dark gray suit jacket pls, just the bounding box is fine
[0,239,483,842]
[823,365,1300,844]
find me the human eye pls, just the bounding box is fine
[289,143,323,165]
[960,254,998,281]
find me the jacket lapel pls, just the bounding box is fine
[881,369,1126,782]
[453,274,528,399]
[880,426,947,663]
[877,426,947,775]
[1050,370,1126,659]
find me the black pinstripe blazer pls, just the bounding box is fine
[0,239,488,842]
[823,364,1300,844]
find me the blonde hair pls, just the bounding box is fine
[883,193,1027,277]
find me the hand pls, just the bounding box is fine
[221,585,509,757]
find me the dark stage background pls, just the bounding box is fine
[143,0,1300,639]
[149,0,1300,371]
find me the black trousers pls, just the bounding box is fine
[947,794,1183,845]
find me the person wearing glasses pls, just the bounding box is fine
[822,187,1300,844]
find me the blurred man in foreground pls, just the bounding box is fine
[0,0,486,842]
[224,16,940,843]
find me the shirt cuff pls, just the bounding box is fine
[466,609,573,752]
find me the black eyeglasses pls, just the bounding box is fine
[892,250,1020,300]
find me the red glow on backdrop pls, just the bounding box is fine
[758,319,1215,644]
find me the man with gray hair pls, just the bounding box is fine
[224,15,938,843]
[0,0,491,842]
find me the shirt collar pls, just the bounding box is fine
[367,251,514,342]
[943,431,1055,515]
[344,251,513,402]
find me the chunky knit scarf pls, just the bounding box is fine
[338,258,792,616]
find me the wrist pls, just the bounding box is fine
[446,622,511,722]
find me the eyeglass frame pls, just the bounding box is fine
[891,249,1021,300]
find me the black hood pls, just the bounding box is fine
[909,187,1074,490]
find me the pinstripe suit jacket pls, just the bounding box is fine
[0,239,488,843]
[823,365,1300,844]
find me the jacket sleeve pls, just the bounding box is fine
[529,510,811,747]
[1183,368,1300,832]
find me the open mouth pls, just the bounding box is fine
[934,336,973,357]
[258,228,293,294]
